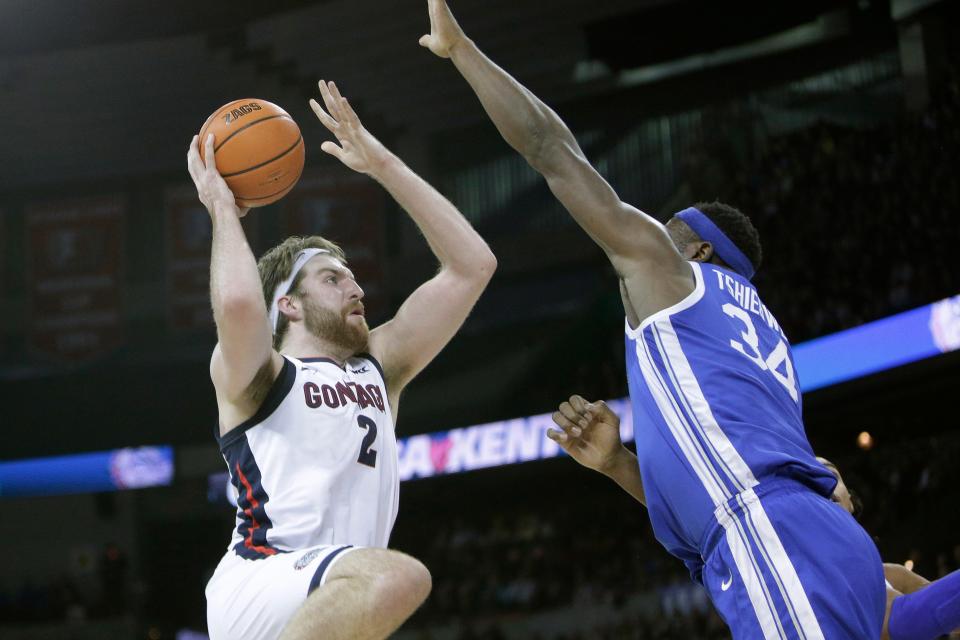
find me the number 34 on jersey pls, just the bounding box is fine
[715,271,799,403]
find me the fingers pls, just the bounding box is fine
[309,98,339,133]
[204,133,217,172]
[556,401,587,429]
[546,428,581,453]
[551,410,582,438]
[330,83,359,126]
[318,80,341,122]
[569,394,588,413]
[320,140,344,161]
[546,427,568,443]
[588,399,619,424]
[326,81,358,127]
[187,135,202,183]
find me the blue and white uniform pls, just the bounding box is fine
[625,261,884,639]
[205,354,398,640]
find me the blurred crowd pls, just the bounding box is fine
[733,75,960,342]
[0,543,131,625]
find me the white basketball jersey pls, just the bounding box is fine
[216,354,398,559]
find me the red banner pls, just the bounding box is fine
[26,196,125,361]
[164,185,260,332]
[282,171,387,318]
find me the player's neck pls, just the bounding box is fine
[280,330,355,366]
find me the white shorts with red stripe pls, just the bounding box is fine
[206,544,358,640]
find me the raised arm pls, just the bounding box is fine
[549,395,646,506]
[187,135,279,412]
[420,0,687,286]
[310,81,496,399]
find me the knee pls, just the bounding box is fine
[371,553,432,613]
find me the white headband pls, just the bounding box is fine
[269,248,329,333]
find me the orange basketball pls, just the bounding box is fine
[198,99,305,208]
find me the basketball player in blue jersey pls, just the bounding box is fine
[421,1,885,637]
[550,402,960,639]
[186,79,496,640]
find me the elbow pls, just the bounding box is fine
[522,110,569,174]
[525,131,575,178]
[504,102,552,169]
[450,246,497,288]
[216,292,266,323]
[477,248,497,284]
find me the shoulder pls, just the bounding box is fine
[214,353,297,445]
[623,260,700,331]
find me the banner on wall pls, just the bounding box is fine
[283,171,387,319]
[164,186,260,332]
[26,196,125,361]
[0,446,174,498]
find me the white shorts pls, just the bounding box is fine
[206,544,358,640]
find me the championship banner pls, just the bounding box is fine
[283,171,387,319]
[164,186,259,332]
[26,196,125,361]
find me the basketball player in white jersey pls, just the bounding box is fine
[186,80,496,640]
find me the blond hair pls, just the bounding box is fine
[258,235,347,349]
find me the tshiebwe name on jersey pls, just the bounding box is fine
[302,381,386,412]
[714,271,787,340]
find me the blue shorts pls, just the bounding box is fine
[700,480,885,639]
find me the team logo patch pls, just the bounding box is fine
[294,548,322,570]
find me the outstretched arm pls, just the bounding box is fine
[310,81,496,400]
[187,135,280,413]
[549,395,646,506]
[885,568,960,640]
[420,0,688,295]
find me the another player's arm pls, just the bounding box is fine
[309,81,496,401]
[884,568,960,640]
[884,563,931,595]
[420,0,690,306]
[187,135,282,413]
[549,395,646,506]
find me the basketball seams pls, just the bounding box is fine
[221,136,303,178]
[214,114,294,153]
[235,155,304,204]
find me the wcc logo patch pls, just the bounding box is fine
[294,548,322,570]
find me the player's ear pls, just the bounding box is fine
[688,241,714,262]
[278,295,302,322]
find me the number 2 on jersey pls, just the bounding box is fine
[721,303,799,402]
[356,415,378,468]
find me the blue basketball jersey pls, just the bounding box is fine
[625,262,835,576]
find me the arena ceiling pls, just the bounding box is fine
[0,0,876,191]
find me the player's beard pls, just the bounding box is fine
[302,296,369,354]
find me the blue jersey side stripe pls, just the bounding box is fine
[635,327,730,504]
[649,322,744,496]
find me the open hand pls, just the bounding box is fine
[419,0,468,59]
[186,134,249,216]
[309,80,389,176]
[548,395,626,473]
